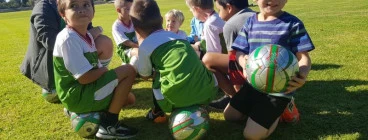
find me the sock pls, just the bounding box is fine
[100,111,119,127]
[129,56,138,71]
[100,57,112,67]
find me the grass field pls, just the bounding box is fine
[0,0,367,139]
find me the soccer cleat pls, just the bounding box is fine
[146,109,167,123]
[280,97,300,123]
[208,95,230,110]
[96,122,137,139]
[42,88,60,103]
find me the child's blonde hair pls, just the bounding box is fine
[114,0,133,9]
[165,9,185,25]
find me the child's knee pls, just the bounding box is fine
[126,92,136,105]
[95,35,113,58]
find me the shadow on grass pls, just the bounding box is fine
[118,116,244,140]
[312,63,342,71]
[273,79,368,139]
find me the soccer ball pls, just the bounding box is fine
[70,112,100,138]
[245,44,299,93]
[169,106,209,140]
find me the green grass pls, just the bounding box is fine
[0,0,367,139]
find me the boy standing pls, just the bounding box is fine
[224,0,314,139]
[202,0,254,110]
[54,0,137,138]
[186,0,226,57]
[112,0,139,69]
[130,0,218,123]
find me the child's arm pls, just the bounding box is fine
[77,67,108,84]
[88,26,103,39]
[236,51,248,77]
[187,18,197,44]
[285,51,311,94]
[122,40,139,48]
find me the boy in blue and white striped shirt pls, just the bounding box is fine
[224,0,315,139]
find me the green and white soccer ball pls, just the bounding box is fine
[169,106,209,140]
[246,44,299,93]
[70,112,100,138]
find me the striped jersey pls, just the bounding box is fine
[232,12,315,55]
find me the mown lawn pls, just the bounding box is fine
[0,0,367,139]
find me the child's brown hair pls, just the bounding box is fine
[57,0,95,16]
[186,0,213,10]
[130,0,162,34]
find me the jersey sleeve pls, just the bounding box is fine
[61,38,93,79]
[289,21,315,53]
[203,24,222,53]
[137,47,153,77]
[231,20,250,54]
[112,22,129,45]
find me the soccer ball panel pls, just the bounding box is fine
[169,106,209,140]
[246,44,299,93]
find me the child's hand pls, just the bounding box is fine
[194,35,199,42]
[284,73,307,94]
[88,26,103,39]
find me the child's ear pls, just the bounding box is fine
[116,8,121,13]
[226,3,233,13]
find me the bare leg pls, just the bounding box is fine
[202,52,236,96]
[243,117,279,140]
[108,65,136,114]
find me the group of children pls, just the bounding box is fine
[22,0,314,139]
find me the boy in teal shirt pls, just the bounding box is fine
[130,0,218,123]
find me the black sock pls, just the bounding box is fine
[100,111,118,127]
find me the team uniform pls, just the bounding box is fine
[53,27,118,113]
[231,12,315,129]
[137,30,218,112]
[112,19,137,64]
[201,12,226,54]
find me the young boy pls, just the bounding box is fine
[165,9,187,40]
[187,17,204,44]
[224,0,315,139]
[20,0,113,103]
[129,0,218,123]
[54,0,137,138]
[112,0,139,69]
[185,0,226,57]
[202,0,254,110]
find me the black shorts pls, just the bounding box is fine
[229,82,291,129]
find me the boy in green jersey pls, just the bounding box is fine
[130,0,218,123]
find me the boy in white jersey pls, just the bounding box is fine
[130,0,218,124]
[164,9,187,40]
[185,0,226,59]
[112,0,139,69]
[54,0,137,138]
[224,0,314,139]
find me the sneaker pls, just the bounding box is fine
[280,97,300,123]
[208,95,230,110]
[41,88,60,103]
[96,123,137,139]
[63,108,72,118]
[115,123,138,139]
[146,109,167,123]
